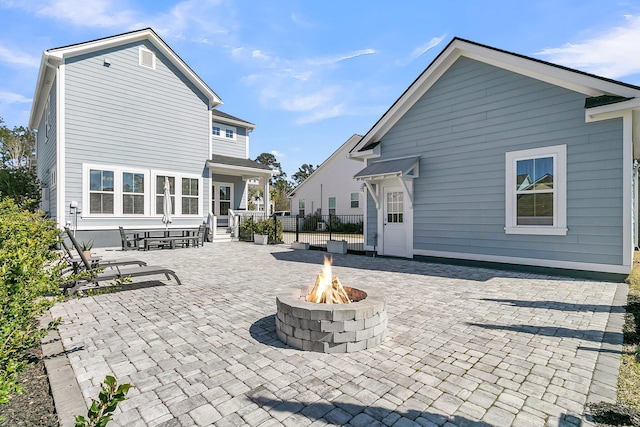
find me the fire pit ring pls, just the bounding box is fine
[275,286,387,353]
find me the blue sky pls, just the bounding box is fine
[1,1,640,178]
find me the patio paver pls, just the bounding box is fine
[49,242,624,426]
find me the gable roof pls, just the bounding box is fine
[287,134,362,197]
[29,28,222,128]
[351,37,640,154]
[212,109,257,130]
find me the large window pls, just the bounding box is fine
[89,169,114,214]
[505,145,567,235]
[123,172,145,215]
[182,178,199,215]
[299,199,305,217]
[350,192,359,208]
[155,175,175,215]
[328,197,336,216]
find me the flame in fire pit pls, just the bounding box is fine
[306,256,351,304]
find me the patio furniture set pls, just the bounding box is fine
[119,224,207,251]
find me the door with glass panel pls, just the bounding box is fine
[211,182,233,226]
[382,186,407,257]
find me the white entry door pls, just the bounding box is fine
[382,187,408,257]
[212,182,233,226]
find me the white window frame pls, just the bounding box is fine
[505,144,567,235]
[350,192,360,209]
[122,171,146,215]
[212,126,221,136]
[299,198,305,217]
[139,46,156,69]
[49,166,57,189]
[152,170,202,217]
[328,197,336,216]
[211,122,237,141]
[83,164,150,217]
[181,177,200,216]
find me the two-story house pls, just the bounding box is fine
[30,28,275,246]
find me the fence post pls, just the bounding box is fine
[328,213,332,241]
[295,214,299,242]
[272,213,277,243]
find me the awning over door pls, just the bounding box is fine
[354,156,420,208]
[354,156,420,181]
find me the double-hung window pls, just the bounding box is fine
[350,192,359,208]
[328,197,336,216]
[505,145,567,235]
[89,169,114,214]
[156,175,176,215]
[299,199,305,217]
[122,172,145,215]
[212,126,220,136]
[182,178,199,215]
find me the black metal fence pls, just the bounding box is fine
[236,213,364,253]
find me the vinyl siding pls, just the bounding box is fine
[211,126,248,158]
[63,40,211,230]
[36,79,58,218]
[381,56,624,266]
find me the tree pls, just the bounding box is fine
[271,178,293,212]
[292,163,318,186]
[0,120,36,170]
[255,152,286,185]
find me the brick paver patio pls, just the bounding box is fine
[49,242,625,426]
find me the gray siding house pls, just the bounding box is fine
[350,38,640,275]
[30,28,274,246]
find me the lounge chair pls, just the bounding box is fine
[61,231,147,272]
[62,227,182,294]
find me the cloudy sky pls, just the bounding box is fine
[1,0,639,176]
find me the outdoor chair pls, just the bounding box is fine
[61,231,147,273]
[196,223,207,247]
[119,226,143,250]
[62,227,182,294]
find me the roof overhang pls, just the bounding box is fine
[206,160,278,179]
[354,156,419,208]
[350,37,640,155]
[585,97,640,158]
[29,28,223,129]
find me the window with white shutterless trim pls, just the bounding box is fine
[505,145,567,235]
[212,122,237,140]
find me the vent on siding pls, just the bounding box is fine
[139,47,156,69]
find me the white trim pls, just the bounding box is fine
[211,181,234,219]
[208,109,213,160]
[413,248,631,275]
[56,61,65,226]
[378,182,413,258]
[212,122,237,141]
[151,170,203,217]
[351,38,640,154]
[504,144,567,235]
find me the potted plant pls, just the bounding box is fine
[80,239,94,259]
[253,219,271,245]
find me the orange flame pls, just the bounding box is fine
[306,256,351,304]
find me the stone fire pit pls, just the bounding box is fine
[275,286,387,353]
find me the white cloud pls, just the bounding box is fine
[0,91,31,104]
[410,35,447,60]
[0,43,39,67]
[536,14,640,79]
[271,150,285,157]
[252,49,270,61]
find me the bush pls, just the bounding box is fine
[0,198,63,405]
[239,217,283,243]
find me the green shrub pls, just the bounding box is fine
[0,198,63,405]
[239,217,283,243]
[75,375,132,427]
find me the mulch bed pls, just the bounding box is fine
[0,347,58,427]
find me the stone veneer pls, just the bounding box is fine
[275,286,387,353]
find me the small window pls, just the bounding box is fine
[122,172,145,215]
[139,46,156,69]
[182,178,199,215]
[350,192,359,208]
[386,191,404,223]
[156,175,175,215]
[328,197,336,216]
[225,129,234,138]
[89,169,114,214]
[505,145,567,235]
[212,126,220,136]
[50,167,57,189]
[299,199,305,217]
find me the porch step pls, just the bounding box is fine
[212,227,232,242]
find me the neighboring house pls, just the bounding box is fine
[30,28,275,246]
[350,37,640,275]
[288,134,364,218]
